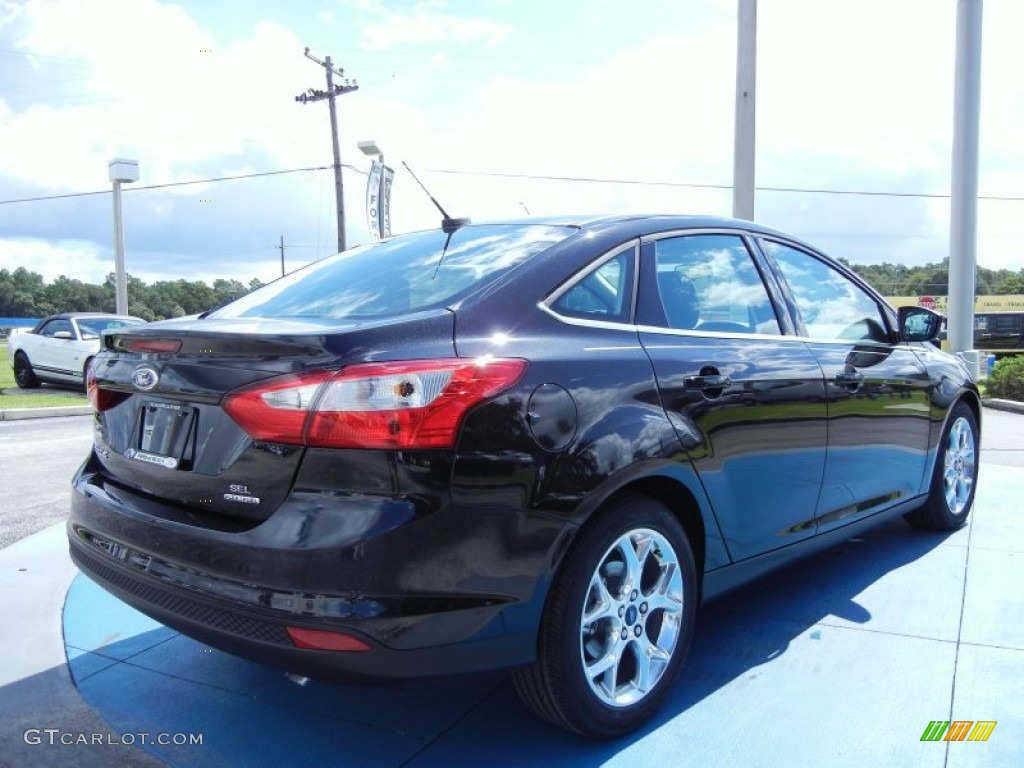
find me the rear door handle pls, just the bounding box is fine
[684,374,732,391]
[835,372,864,389]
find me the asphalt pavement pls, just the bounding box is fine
[0,417,92,548]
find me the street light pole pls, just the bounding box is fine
[108,158,139,316]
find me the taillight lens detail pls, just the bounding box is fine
[223,371,334,444]
[224,358,527,450]
[87,363,129,412]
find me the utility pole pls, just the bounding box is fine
[296,48,359,253]
[276,235,285,276]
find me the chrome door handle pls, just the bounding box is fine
[835,372,864,389]
[684,374,732,391]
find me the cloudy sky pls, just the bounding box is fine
[0,0,1021,287]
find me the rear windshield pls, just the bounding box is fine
[212,224,574,320]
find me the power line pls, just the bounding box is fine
[424,168,1024,202]
[3,163,1023,209]
[0,165,343,205]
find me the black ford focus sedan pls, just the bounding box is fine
[69,215,979,737]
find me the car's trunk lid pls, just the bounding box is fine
[90,312,456,523]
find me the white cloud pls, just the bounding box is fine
[1,1,322,189]
[357,1,511,51]
[0,238,110,283]
[0,0,1022,286]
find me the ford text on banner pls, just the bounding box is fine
[365,160,383,243]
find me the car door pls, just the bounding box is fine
[637,231,829,561]
[33,317,76,377]
[758,239,933,532]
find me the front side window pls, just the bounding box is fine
[41,319,73,337]
[214,224,574,320]
[652,234,780,334]
[761,240,889,342]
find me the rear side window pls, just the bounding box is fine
[214,224,574,320]
[652,234,780,334]
[551,247,635,322]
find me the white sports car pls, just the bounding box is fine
[8,312,145,390]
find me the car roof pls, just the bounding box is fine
[469,213,810,246]
[31,313,144,333]
[42,313,143,321]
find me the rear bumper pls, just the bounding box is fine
[67,461,562,681]
[68,539,533,681]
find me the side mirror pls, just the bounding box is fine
[53,331,74,340]
[898,306,943,343]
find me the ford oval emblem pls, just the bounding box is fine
[132,366,159,391]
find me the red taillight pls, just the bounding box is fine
[286,626,371,652]
[222,371,333,443]
[223,358,527,450]
[86,364,129,412]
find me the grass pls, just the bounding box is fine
[0,342,89,410]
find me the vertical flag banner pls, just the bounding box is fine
[380,165,394,239]
[365,160,383,243]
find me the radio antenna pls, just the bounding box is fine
[401,161,470,234]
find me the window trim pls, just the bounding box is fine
[540,240,640,329]
[638,228,788,338]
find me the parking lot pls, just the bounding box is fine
[0,410,1021,767]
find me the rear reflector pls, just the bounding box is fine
[224,357,527,450]
[123,338,183,354]
[286,626,371,652]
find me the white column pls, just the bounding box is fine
[948,0,983,354]
[732,0,757,221]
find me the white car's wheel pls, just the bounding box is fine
[13,352,40,389]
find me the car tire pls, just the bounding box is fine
[512,493,697,738]
[905,401,979,531]
[13,352,40,389]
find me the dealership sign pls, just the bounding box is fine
[365,161,394,242]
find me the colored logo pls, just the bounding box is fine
[921,720,996,742]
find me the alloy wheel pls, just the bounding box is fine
[579,528,684,708]
[943,416,976,515]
